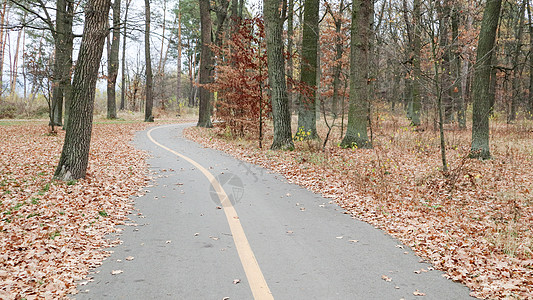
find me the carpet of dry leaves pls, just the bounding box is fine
[184,113,533,299]
[0,121,151,299]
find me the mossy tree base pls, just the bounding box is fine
[340,136,372,149]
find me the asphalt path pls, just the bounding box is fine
[76,123,473,300]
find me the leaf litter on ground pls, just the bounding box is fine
[0,121,151,298]
[183,114,533,299]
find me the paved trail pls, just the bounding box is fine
[76,123,472,300]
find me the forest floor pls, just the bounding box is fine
[183,111,533,299]
[0,116,191,299]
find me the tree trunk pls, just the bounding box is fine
[54,0,111,180]
[340,0,372,149]
[177,10,182,104]
[526,1,533,120]
[264,0,294,150]
[286,0,294,112]
[120,0,131,110]
[437,0,453,123]
[508,0,525,123]
[10,11,25,101]
[0,0,7,100]
[296,0,319,140]
[197,0,213,127]
[452,4,465,128]
[144,0,154,122]
[411,0,422,126]
[331,0,344,119]
[470,0,502,159]
[107,0,120,119]
[51,0,74,127]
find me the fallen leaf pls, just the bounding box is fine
[336,236,343,239]
[125,256,134,261]
[233,279,241,284]
[111,270,123,275]
[166,240,172,243]
[413,290,426,296]
[381,275,392,282]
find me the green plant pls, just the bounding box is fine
[49,230,61,240]
[98,210,108,217]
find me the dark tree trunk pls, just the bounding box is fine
[340,0,372,149]
[286,0,294,111]
[120,0,131,110]
[508,0,525,123]
[197,0,213,127]
[176,10,182,104]
[437,0,453,123]
[296,0,319,140]
[411,0,422,126]
[264,0,294,150]
[144,0,154,122]
[54,0,111,180]
[107,0,120,119]
[470,0,502,159]
[51,0,74,128]
[452,4,465,128]
[526,1,533,120]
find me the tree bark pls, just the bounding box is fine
[107,0,120,119]
[411,0,422,126]
[340,0,372,149]
[55,0,111,180]
[470,0,502,159]
[508,0,525,123]
[296,0,319,140]
[120,0,131,110]
[452,4,465,128]
[526,0,533,120]
[50,0,74,128]
[144,0,154,122]
[286,0,294,112]
[264,0,294,150]
[176,9,182,104]
[197,0,213,127]
[0,0,7,100]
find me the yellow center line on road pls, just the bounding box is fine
[147,125,274,300]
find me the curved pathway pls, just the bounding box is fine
[76,124,472,300]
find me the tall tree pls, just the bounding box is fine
[526,0,533,120]
[176,6,182,104]
[144,0,154,122]
[50,0,74,128]
[410,0,422,126]
[451,3,466,128]
[107,0,120,119]
[120,0,132,110]
[286,0,294,111]
[197,0,213,127]
[295,0,319,139]
[55,0,111,180]
[508,0,525,123]
[340,0,372,149]
[0,0,7,99]
[470,0,503,159]
[264,0,294,150]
